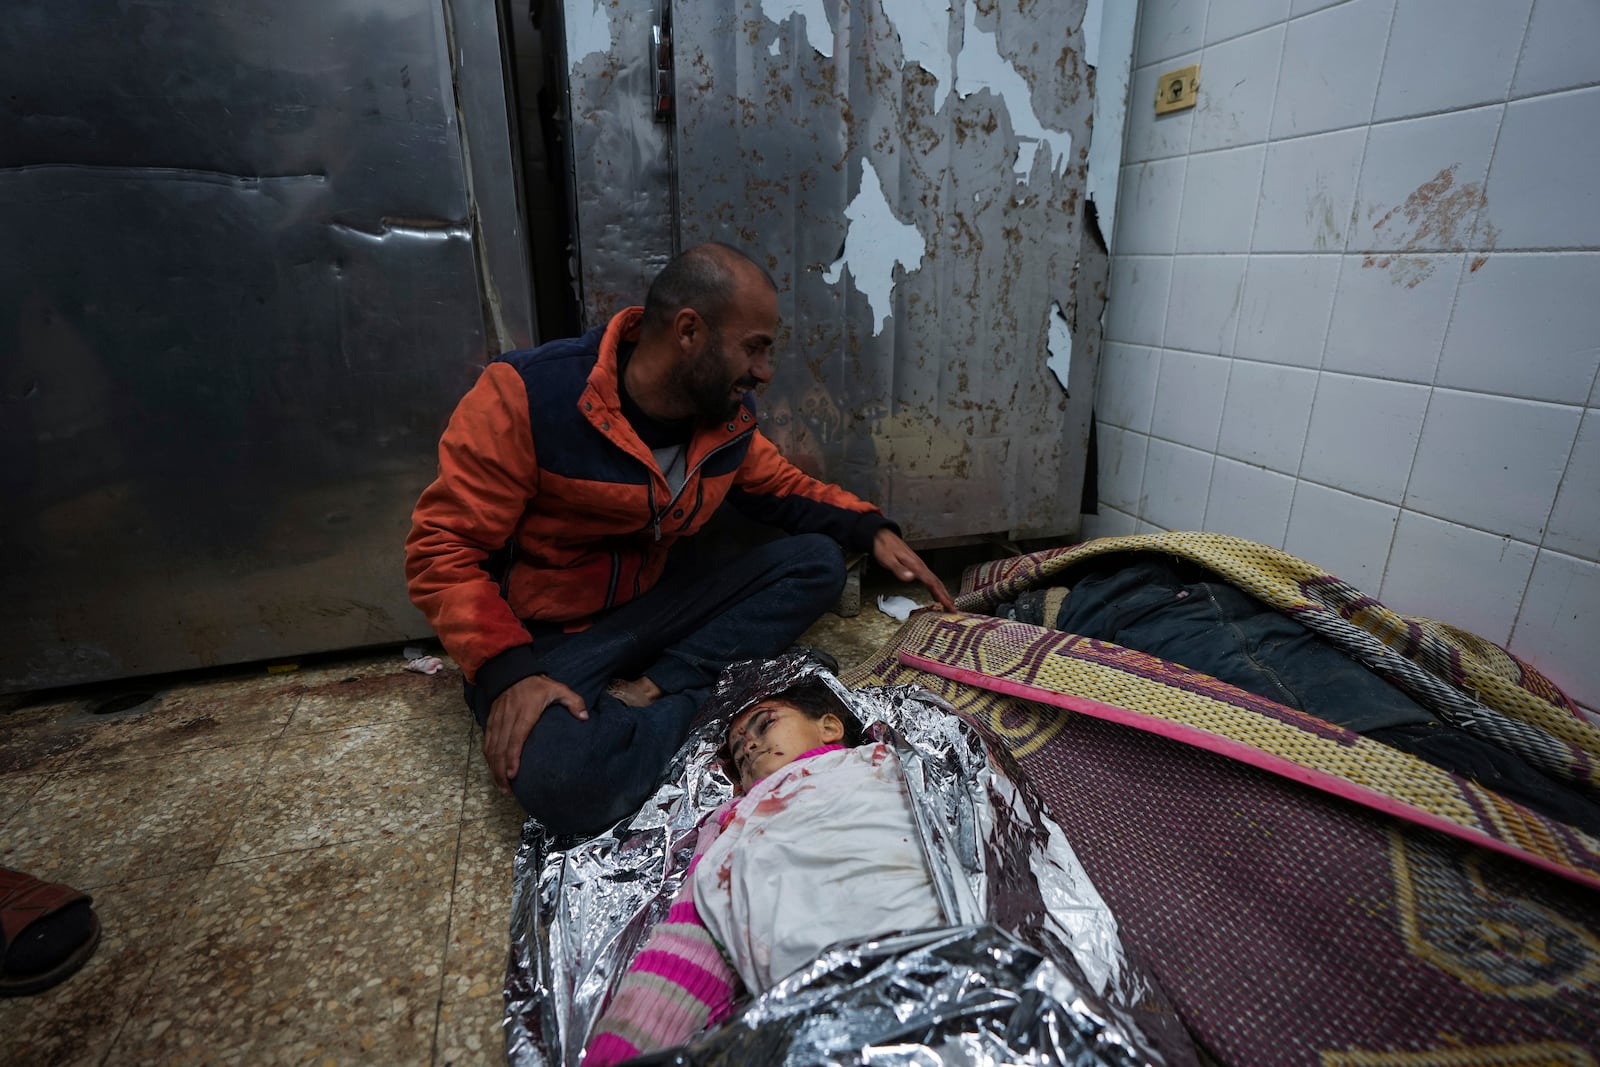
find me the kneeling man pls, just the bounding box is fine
[405,242,951,834]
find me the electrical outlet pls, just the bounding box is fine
[1155,64,1199,115]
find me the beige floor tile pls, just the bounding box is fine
[459,726,534,832]
[105,828,458,1067]
[800,575,935,672]
[284,663,462,736]
[0,697,94,776]
[69,679,298,765]
[0,868,209,1067]
[0,770,50,829]
[1,742,270,889]
[434,993,505,1067]
[442,819,520,1003]
[0,663,302,776]
[220,716,470,862]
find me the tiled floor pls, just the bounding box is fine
[0,573,922,1066]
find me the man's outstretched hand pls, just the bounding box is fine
[484,674,587,794]
[872,528,956,612]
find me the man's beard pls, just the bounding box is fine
[679,323,759,423]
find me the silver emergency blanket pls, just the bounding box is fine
[505,653,1186,1066]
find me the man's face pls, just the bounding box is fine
[725,699,839,791]
[678,270,777,422]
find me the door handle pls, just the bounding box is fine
[652,1,673,123]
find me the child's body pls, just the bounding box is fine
[697,740,943,992]
[584,683,942,1065]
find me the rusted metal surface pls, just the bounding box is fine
[670,0,1102,541]
[562,0,681,322]
[0,0,530,693]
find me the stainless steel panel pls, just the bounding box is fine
[447,0,539,348]
[561,0,679,323]
[0,0,520,692]
[672,0,1100,542]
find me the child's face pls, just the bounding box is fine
[725,699,843,790]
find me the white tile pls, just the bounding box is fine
[1204,457,1296,546]
[1115,158,1188,255]
[1321,252,1460,382]
[1141,438,1215,529]
[1151,348,1231,450]
[1105,256,1173,348]
[1216,361,1319,472]
[1205,0,1291,44]
[1098,424,1149,514]
[1253,128,1366,253]
[1137,519,1168,534]
[1163,255,1247,355]
[1373,0,1533,121]
[1125,57,1200,162]
[1380,511,1537,644]
[1299,372,1430,502]
[1405,389,1581,543]
[1351,107,1501,253]
[1510,549,1600,708]
[1081,507,1139,541]
[1437,253,1600,405]
[1271,0,1395,138]
[1513,0,1600,98]
[1284,481,1400,589]
[1481,86,1600,250]
[1290,0,1343,14]
[1097,342,1162,432]
[1545,409,1600,562]
[1176,145,1266,253]
[1191,26,1284,153]
[1137,0,1211,66]
[1234,254,1341,367]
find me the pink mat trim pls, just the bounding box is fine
[899,650,1600,895]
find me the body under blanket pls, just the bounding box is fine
[844,531,1600,1067]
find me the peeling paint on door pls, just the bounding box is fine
[1047,301,1073,393]
[882,0,954,99]
[822,156,927,337]
[765,0,835,57]
[565,0,616,63]
[567,0,1105,541]
[954,1,1074,179]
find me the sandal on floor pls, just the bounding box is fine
[0,867,102,997]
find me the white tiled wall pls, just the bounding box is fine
[1090,0,1600,712]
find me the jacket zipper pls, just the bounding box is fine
[648,430,753,541]
[606,428,755,608]
[678,482,706,533]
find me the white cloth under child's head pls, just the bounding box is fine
[692,743,945,993]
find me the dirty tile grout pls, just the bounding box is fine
[430,819,472,1065]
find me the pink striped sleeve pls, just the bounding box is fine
[583,813,739,1065]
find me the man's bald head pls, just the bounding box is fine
[642,242,778,337]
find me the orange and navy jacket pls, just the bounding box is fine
[405,307,891,698]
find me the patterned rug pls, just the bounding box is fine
[843,533,1600,1066]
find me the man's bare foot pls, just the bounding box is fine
[606,676,664,707]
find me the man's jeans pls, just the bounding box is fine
[466,532,847,835]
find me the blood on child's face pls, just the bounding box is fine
[726,699,836,790]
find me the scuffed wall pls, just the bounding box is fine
[562,0,679,320]
[674,0,1099,540]
[1093,0,1600,714]
[565,0,1105,542]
